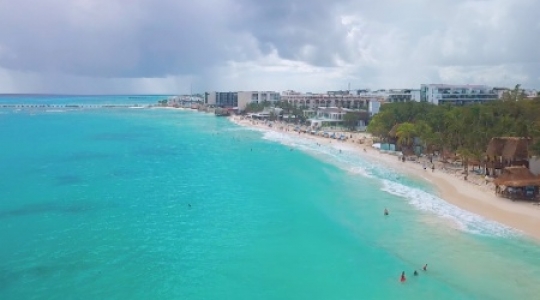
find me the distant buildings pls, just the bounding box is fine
[237,91,280,109]
[205,92,238,108]
[201,83,536,115]
[205,91,280,110]
[420,84,498,105]
[281,90,373,110]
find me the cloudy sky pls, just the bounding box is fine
[0,0,538,94]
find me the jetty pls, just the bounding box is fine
[0,103,151,109]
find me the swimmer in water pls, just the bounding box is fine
[423,264,428,271]
[384,208,389,216]
[413,270,418,276]
[400,271,406,282]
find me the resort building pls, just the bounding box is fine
[420,84,498,105]
[205,92,238,108]
[306,107,369,130]
[281,90,374,110]
[237,91,281,110]
[384,89,421,103]
[368,101,381,116]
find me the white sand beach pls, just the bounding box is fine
[231,116,540,240]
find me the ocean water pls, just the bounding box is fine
[1,98,540,299]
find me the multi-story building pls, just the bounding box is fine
[205,92,238,108]
[237,91,280,110]
[281,90,376,110]
[420,84,498,105]
[385,89,421,103]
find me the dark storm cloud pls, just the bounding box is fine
[0,0,239,77]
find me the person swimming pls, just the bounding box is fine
[400,271,406,282]
[413,270,418,276]
[423,264,428,271]
[384,208,389,216]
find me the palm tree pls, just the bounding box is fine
[456,147,476,175]
[396,122,416,149]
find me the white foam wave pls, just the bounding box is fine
[381,180,519,237]
[262,130,374,177]
[260,128,519,238]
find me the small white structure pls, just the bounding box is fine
[530,157,540,176]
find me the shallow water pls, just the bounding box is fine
[1,102,540,299]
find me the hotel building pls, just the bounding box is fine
[237,91,281,110]
[420,84,498,105]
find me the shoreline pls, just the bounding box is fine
[229,116,540,241]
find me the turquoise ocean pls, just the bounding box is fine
[1,96,540,299]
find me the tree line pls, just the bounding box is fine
[367,87,540,162]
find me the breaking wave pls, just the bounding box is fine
[260,128,519,238]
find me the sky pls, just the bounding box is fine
[0,0,539,94]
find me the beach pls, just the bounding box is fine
[230,115,540,240]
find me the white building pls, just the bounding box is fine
[382,89,421,103]
[420,84,498,105]
[205,92,216,105]
[368,101,381,116]
[307,107,367,129]
[237,91,280,110]
[281,90,377,110]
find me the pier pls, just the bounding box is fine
[0,103,152,109]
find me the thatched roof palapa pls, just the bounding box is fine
[486,137,530,160]
[493,166,540,187]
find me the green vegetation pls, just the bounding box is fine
[367,86,540,156]
[343,112,361,130]
[244,101,271,113]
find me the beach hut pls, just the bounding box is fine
[493,166,540,201]
[486,137,531,175]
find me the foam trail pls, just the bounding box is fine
[381,180,518,237]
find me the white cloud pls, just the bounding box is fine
[0,0,538,93]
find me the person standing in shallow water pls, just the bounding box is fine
[384,208,389,216]
[400,271,406,282]
[423,264,428,271]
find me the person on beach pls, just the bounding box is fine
[431,164,435,172]
[413,270,418,276]
[400,271,406,282]
[423,264,428,271]
[384,208,389,216]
